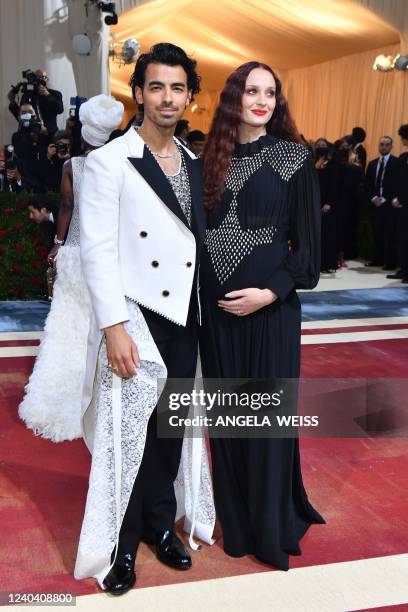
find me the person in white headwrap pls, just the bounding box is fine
[19,94,124,442]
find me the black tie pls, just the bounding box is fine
[375,157,384,196]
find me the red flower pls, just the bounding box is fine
[11,263,22,275]
[33,259,41,269]
[37,246,47,257]
[32,235,40,245]
[3,208,13,217]
[14,223,23,231]
[32,275,41,286]
[18,201,26,210]
[0,247,5,256]
[12,287,22,295]
[0,228,6,237]
[14,244,24,253]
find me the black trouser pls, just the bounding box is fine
[117,300,198,556]
[371,203,397,266]
[371,204,388,266]
[384,207,399,268]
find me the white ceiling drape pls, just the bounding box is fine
[357,0,408,51]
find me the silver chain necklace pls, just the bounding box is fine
[152,150,178,159]
[134,126,179,158]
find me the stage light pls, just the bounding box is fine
[373,54,394,72]
[120,39,140,64]
[88,0,118,26]
[109,36,140,66]
[394,54,408,71]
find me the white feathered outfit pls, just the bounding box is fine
[18,95,125,441]
[74,128,215,588]
[18,157,89,442]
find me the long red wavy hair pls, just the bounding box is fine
[203,61,301,210]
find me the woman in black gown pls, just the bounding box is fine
[314,137,339,272]
[332,138,364,264]
[199,61,325,570]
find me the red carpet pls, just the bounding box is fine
[1,335,408,596]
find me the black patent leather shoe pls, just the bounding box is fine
[156,529,192,570]
[103,552,136,595]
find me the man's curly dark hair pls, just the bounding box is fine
[129,42,201,103]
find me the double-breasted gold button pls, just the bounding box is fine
[151,260,159,268]
[140,231,148,238]
[162,290,170,297]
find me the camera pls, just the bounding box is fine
[4,145,18,172]
[19,114,43,134]
[94,1,118,25]
[22,69,47,88]
[56,142,69,155]
[10,69,47,104]
[69,96,87,119]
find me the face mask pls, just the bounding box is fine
[19,113,33,127]
[315,147,328,158]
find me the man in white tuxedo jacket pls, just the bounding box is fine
[77,43,209,595]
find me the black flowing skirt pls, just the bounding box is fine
[199,290,325,570]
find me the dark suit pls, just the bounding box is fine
[40,212,58,252]
[365,155,399,266]
[11,130,49,162]
[117,146,206,554]
[396,152,408,278]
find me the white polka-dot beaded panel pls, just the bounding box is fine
[225,139,309,194]
[205,202,277,285]
[204,140,307,285]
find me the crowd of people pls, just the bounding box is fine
[0,69,207,268]
[2,66,408,288]
[0,69,79,194]
[0,67,208,199]
[312,126,408,283]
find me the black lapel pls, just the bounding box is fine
[128,146,189,228]
[180,147,206,250]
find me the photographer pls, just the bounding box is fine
[8,69,63,137]
[0,145,24,193]
[35,130,72,192]
[11,103,48,162]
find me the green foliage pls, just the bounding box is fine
[0,191,60,299]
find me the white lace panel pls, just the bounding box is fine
[65,156,86,247]
[75,299,215,586]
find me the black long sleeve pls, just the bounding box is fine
[41,89,64,116]
[264,154,321,301]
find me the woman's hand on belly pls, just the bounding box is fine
[218,288,278,317]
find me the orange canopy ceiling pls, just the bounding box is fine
[110,0,399,103]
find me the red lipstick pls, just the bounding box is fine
[251,109,267,116]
